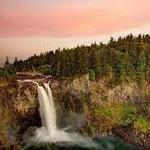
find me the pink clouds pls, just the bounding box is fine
[0,0,150,37]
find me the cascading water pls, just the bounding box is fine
[43,83,57,133]
[20,80,135,150]
[37,84,57,136]
[20,80,99,149]
[36,83,98,147]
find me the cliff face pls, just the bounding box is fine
[0,77,40,148]
[0,75,150,149]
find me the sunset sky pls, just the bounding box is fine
[0,0,150,63]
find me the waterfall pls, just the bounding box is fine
[22,80,99,149]
[37,83,57,136]
[36,83,75,143]
[44,83,57,132]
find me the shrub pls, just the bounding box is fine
[134,116,150,133]
[95,106,112,117]
[89,69,96,81]
[94,103,137,129]
[121,104,137,125]
[0,65,16,77]
[37,65,51,75]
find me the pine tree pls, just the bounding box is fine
[4,56,10,68]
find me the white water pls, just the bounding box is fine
[22,81,99,149]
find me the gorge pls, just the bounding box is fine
[0,74,150,149]
[21,79,135,150]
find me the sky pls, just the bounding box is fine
[0,0,150,63]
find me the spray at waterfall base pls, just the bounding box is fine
[23,82,99,149]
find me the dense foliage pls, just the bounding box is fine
[13,34,150,86]
[0,66,16,77]
[0,69,15,77]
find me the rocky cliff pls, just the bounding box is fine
[0,74,150,149]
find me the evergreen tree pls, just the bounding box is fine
[4,56,10,68]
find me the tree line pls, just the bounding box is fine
[2,34,150,86]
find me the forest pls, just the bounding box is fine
[2,34,150,87]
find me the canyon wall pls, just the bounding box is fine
[0,75,150,149]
